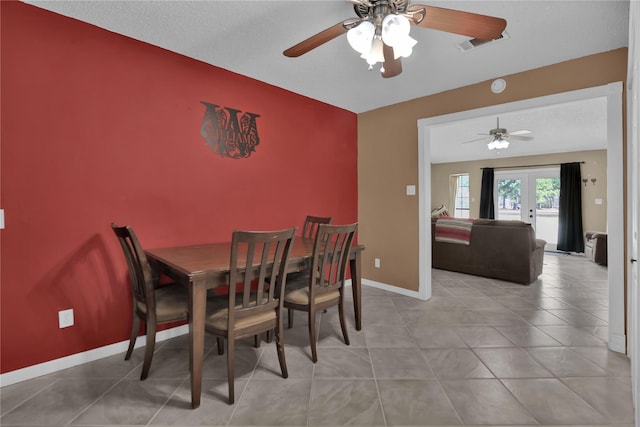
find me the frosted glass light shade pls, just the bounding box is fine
[363,36,385,65]
[392,35,417,58]
[487,138,510,150]
[381,14,410,47]
[347,21,375,54]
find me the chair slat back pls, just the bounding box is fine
[309,223,358,298]
[302,215,332,240]
[228,228,296,324]
[111,223,156,315]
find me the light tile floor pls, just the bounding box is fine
[1,253,634,426]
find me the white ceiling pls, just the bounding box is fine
[24,0,629,160]
[429,96,609,163]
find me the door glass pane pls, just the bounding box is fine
[455,174,470,218]
[497,178,522,221]
[535,177,560,246]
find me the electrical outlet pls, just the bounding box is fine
[374,258,381,268]
[58,309,74,328]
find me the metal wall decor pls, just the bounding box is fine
[200,102,261,159]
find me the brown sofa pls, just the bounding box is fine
[431,218,546,285]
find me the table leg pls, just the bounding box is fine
[189,281,207,409]
[349,251,362,331]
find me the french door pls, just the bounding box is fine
[494,167,560,251]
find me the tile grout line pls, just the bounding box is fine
[146,376,189,426]
[0,379,59,421]
[433,275,492,426]
[64,376,124,427]
[226,341,265,426]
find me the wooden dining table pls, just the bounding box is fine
[145,237,364,408]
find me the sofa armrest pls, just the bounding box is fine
[585,231,607,265]
[586,231,607,240]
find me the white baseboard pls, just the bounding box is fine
[609,332,627,354]
[0,325,189,388]
[1,278,424,388]
[362,279,427,300]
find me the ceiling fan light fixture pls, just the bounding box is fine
[487,138,509,150]
[349,12,420,70]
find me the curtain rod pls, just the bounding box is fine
[481,161,585,170]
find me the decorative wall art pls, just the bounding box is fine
[200,101,261,159]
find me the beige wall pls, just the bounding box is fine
[431,149,608,236]
[358,48,627,292]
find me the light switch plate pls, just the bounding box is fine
[0,209,4,229]
[595,198,603,205]
[406,185,416,196]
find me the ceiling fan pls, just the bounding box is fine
[283,0,507,78]
[462,117,533,150]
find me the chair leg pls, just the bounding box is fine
[125,314,141,361]
[308,309,318,363]
[275,318,288,378]
[140,320,156,380]
[217,337,224,355]
[288,308,294,329]
[338,298,350,346]
[227,338,235,405]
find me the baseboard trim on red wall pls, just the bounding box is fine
[0,280,414,387]
[0,325,189,388]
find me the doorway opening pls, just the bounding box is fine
[495,167,560,251]
[417,82,624,353]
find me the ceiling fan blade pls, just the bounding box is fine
[507,135,534,142]
[408,5,507,40]
[461,137,489,144]
[508,130,532,136]
[382,44,402,78]
[283,21,351,57]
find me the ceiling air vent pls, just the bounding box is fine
[458,31,509,52]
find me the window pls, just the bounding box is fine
[451,173,470,218]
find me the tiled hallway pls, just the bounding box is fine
[0,253,634,426]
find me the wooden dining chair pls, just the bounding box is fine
[111,223,189,380]
[283,223,358,363]
[205,227,296,404]
[262,215,332,338]
[281,215,332,329]
[301,215,332,240]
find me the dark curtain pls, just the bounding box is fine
[479,168,495,219]
[557,162,584,253]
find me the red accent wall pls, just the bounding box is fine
[0,2,357,374]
